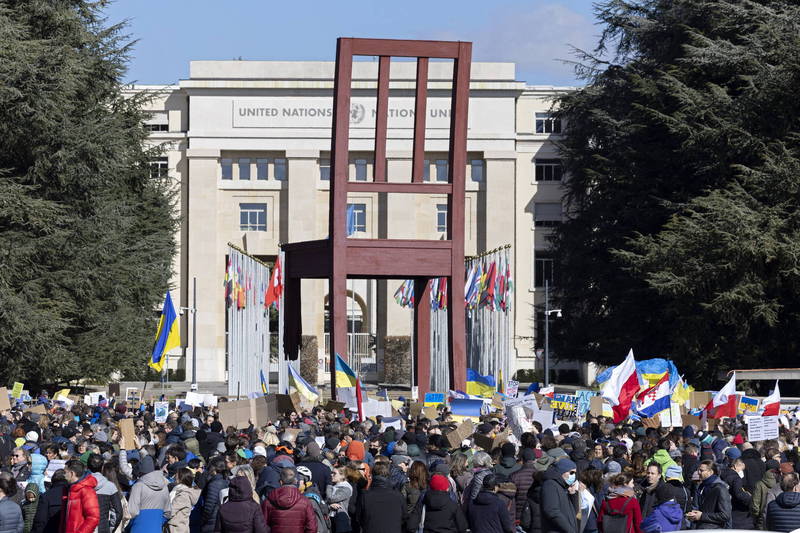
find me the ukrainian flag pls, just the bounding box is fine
[466,368,496,398]
[260,369,269,394]
[335,353,358,388]
[288,365,319,403]
[149,292,180,372]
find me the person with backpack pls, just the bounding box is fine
[598,473,642,533]
[297,466,332,533]
[407,474,467,533]
[520,471,544,533]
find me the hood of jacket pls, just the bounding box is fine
[268,485,302,509]
[30,453,47,475]
[424,490,453,511]
[499,456,517,469]
[775,491,800,509]
[92,472,118,495]
[24,482,40,501]
[181,429,197,440]
[654,500,683,524]
[651,449,674,465]
[228,475,254,502]
[742,448,762,461]
[173,483,201,505]
[140,470,167,491]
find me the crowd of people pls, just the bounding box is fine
[0,390,799,533]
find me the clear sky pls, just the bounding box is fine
[103,0,599,87]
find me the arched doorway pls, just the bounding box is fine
[323,285,376,380]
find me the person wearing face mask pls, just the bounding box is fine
[720,453,753,529]
[686,460,732,529]
[540,458,579,533]
[599,473,642,533]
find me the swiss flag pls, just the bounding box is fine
[265,257,283,309]
[705,373,738,419]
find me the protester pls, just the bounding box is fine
[63,459,100,533]
[167,468,200,533]
[540,458,579,533]
[752,459,780,529]
[686,460,732,529]
[0,477,23,533]
[766,472,800,532]
[598,473,642,533]
[358,462,405,533]
[639,464,664,518]
[215,475,268,533]
[465,474,513,533]
[30,469,68,533]
[261,468,317,533]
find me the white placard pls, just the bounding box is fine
[202,394,218,407]
[44,459,66,483]
[411,386,419,402]
[748,416,779,441]
[185,391,204,407]
[154,401,169,423]
[532,407,554,429]
[361,398,392,418]
[508,405,533,437]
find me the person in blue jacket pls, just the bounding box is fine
[641,483,684,533]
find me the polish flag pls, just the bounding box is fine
[705,373,737,419]
[761,380,781,416]
[601,349,640,423]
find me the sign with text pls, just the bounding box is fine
[576,390,600,417]
[552,393,579,419]
[423,392,446,407]
[10,382,23,399]
[748,416,779,442]
[506,380,519,398]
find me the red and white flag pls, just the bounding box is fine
[265,257,283,309]
[761,380,781,416]
[705,373,737,419]
[601,349,640,423]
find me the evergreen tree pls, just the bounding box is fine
[0,0,177,386]
[550,0,800,386]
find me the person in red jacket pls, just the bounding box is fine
[598,473,642,533]
[61,459,100,533]
[261,468,317,533]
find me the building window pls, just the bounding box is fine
[144,123,168,132]
[274,158,287,181]
[470,159,484,182]
[320,159,330,181]
[535,112,562,134]
[436,203,448,233]
[256,158,269,180]
[535,159,562,182]
[144,111,168,132]
[422,159,430,181]
[354,159,367,181]
[239,203,267,231]
[534,202,562,227]
[534,254,554,288]
[435,159,449,182]
[148,157,168,179]
[238,158,251,180]
[347,203,367,233]
[221,158,233,180]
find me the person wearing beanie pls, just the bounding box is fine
[724,447,742,461]
[297,441,331,495]
[732,433,745,446]
[640,482,683,533]
[541,459,579,533]
[753,459,782,529]
[604,460,622,475]
[388,454,411,491]
[741,447,766,494]
[408,473,468,533]
[466,473,513,533]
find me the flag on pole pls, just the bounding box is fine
[671,376,693,407]
[265,258,283,309]
[635,374,671,418]
[335,353,363,421]
[705,373,737,419]
[149,292,181,373]
[761,380,780,416]
[260,369,269,394]
[601,349,639,423]
[466,368,496,397]
[288,365,319,403]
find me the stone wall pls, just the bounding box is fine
[383,336,411,384]
[299,335,319,384]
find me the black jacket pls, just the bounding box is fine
[30,480,68,533]
[407,490,467,533]
[466,491,514,533]
[539,467,577,533]
[201,473,230,533]
[694,475,732,529]
[639,479,664,517]
[522,477,543,533]
[721,469,753,529]
[214,476,268,533]
[297,458,332,495]
[493,457,521,482]
[358,476,406,533]
[510,463,537,521]
[741,449,765,493]
[766,491,800,532]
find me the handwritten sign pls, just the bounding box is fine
[10,382,23,399]
[154,401,169,423]
[506,380,519,398]
[552,393,579,419]
[748,416,779,442]
[576,390,600,417]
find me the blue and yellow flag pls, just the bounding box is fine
[466,368,496,398]
[289,365,319,403]
[334,353,358,388]
[149,292,180,372]
[260,369,269,394]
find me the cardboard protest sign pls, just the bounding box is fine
[0,388,10,412]
[202,394,218,407]
[552,393,579,419]
[507,405,534,437]
[506,380,519,398]
[409,402,424,418]
[125,388,141,408]
[424,392,446,407]
[119,419,137,450]
[282,428,300,444]
[362,399,392,418]
[748,415,779,442]
[24,404,46,414]
[275,394,299,415]
[446,419,475,448]
[108,383,120,397]
[492,393,505,410]
[324,400,346,413]
[218,399,252,429]
[681,413,701,427]
[10,382,23,399]
[53,389,70,401]
[738,396,759,415]
[690,391,712,410]
[422,406,438,420]
[659,403,682,428]
[641,414,661,428]
[154,402,169,423]
[472,433,494,451]
[185,391,204,407]
[532,406,554,429]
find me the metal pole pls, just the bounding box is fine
[544,279,550,388]
[191,277,197,390]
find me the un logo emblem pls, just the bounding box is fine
[350,103,365,124]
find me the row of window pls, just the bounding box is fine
[220,158,562,182]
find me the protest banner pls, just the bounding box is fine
[748,416,779,442]
[504,393,538,411]
[576,390,599,417]
[738,396,759,415]
[0,388,10,412]
[446,419,475,448]
[552,393,579,419]
[10,382,23,399]
[423,392,446,407]
[120,419,137,450]
[450,399,483,418]
[506,380,519,398]
[154,401,169,423]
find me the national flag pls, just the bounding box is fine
[224,257,233,306]
[466,368,496,398]
[265,258,283,309]
[334,353,358,388]
[596,357,681,391]
[480,261,497,306]
[334,353,364,421]
[671,376,694,406]
[761,380,781,416]
[260,369,268,394]
[635,373,671,418]
[149,291,181,373]
[288,365,319,403]
[705,373,737,419]
[601,349,639,423]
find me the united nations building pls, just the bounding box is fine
[134,59,598,388]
